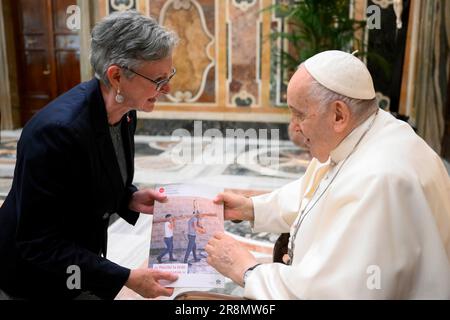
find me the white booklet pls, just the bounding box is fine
[148,184,225,288]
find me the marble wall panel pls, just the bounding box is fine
[99,0,289,115]
[226,0,262,108]
[150,0,217,105]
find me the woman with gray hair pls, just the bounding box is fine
[0,11,178,300]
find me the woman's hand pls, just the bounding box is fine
[125,268,178,298]
[128,189,167,214]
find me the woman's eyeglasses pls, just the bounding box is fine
[121,66,176,92]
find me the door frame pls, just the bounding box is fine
[79,0,95,82]
[0,0,13,130]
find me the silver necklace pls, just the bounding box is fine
[287,109,379,265]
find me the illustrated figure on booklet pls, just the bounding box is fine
[184,200,206,265]
[157,214,178,263]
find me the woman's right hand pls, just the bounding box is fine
[213,192,254,222]
[125,268,177,298]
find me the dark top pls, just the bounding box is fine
[0,79,140,300]
[109,122,127,184]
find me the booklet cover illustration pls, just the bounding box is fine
[148,184,225,288]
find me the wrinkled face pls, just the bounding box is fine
[287,67,335,162]
[119,55,174,113]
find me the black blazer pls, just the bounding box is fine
[0,79,140,299]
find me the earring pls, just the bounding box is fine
[115,88,124,104]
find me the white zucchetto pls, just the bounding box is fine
[304,50,376,100]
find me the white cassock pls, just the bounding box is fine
[245,109,450,299]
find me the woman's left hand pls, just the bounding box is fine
[129,189,167,214]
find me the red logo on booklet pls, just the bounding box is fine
[159,187,165,193]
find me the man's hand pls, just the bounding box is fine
[125,268,178,298]
[129,189,167,214]
[206,232,258,287]
[213,192,254,222]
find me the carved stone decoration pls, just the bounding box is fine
[232,90,256,107]
[369,0,402,29]
[232,0,257,12]
[160,0,215,103]
[173,0,192,10]
[109,0,136,12]
[393,0,403,29]
[371,0,393,9]
[376,92,391,111]
[174,91,193,102]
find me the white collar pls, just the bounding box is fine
[329,109,379,166]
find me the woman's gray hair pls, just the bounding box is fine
[308,78,378,120]
[90,11,178,86]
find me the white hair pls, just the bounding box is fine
[90,11,178,86]
[308,78,378,120]
[299,63,378,120]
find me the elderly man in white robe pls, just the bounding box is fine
[206,50,450,299]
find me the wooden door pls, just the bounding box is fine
[12,0,80,126]
[51,0,81,94]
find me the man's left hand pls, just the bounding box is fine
[206,232,257,287]
[129,189,167,214]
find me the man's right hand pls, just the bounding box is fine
[125,268,178,298]
[213,192,254,222]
